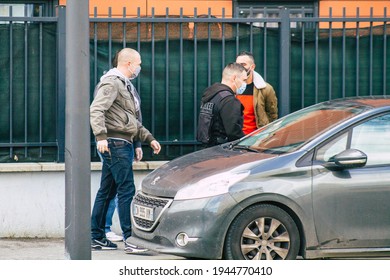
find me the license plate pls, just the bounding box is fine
[133,204,154,221]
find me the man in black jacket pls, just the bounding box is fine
[197,62,247,146]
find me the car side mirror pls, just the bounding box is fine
[324,149,367,170]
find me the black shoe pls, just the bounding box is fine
[124,240,149,254]
[91,238,118,250]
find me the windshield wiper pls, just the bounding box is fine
[232,145,259,153]
[222,139,241,150]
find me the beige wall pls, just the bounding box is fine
[0,162,165,237]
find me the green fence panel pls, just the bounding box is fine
[89,24,280,160]
[1,20,389,163]
[0,23,57,162]
[290,27,390,112]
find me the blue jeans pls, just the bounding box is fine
[91,139,135,240]
[105,195,118,233]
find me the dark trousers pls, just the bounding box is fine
[91,139,135,240]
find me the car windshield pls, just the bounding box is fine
[235,101,370,154]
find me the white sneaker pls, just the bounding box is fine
[106,231,123,242]
[124,241,149,254]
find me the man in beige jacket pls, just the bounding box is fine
[236,51,278,134]
[90,48,161,253]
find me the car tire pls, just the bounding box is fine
[223,204,300,260]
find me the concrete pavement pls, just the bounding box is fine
[0,238,184,260]
[3,238,389,261]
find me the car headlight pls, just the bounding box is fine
[174,170,250,200]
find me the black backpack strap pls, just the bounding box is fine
[211,91,231,113]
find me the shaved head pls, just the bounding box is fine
[221,62,248,92]
[222,62,246,81]
[117,48,141,66]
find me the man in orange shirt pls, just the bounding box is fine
[236,51,278,134]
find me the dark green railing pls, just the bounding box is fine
[0,5,389,162]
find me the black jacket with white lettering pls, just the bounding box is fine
[199,83,244,145]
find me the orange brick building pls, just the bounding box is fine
[57,0,390,19]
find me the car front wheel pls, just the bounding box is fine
[224,204,300,260]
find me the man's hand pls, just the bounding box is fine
[97,140,109,154]
[150,140,161,154]
[135,147,143,162]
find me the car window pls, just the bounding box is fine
[316,133,349,162]
[237,103,365,154]
[350,113,390,166]
[316,113,390,166]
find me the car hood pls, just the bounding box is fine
[141,145,278,198]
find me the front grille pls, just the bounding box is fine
[133,193,170,208]
[131,192,173,231]
[134,217,154,229]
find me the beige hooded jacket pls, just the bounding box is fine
[90,72,155,144]
[252,71,278,127]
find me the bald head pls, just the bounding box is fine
[117,48,140,66]
[115,48,142,78]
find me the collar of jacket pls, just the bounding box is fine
[100,67,131,87]
[253,70,267,89]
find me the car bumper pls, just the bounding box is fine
[129,192,240,259]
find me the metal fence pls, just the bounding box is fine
[0,6,58,163]
[0,5,389,163]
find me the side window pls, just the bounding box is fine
[350,114,390,166]
[316,132,348,162]
[316,113,390,166]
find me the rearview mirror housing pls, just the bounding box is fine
[324,149,367,170]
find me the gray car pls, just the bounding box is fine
[129,97,390,260]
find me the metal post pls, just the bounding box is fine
[279,7,291,117]
[65,0,91,260]
[57,5,66,163]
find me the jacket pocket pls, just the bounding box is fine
[118,89,135,111]
[124,112,138,135]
